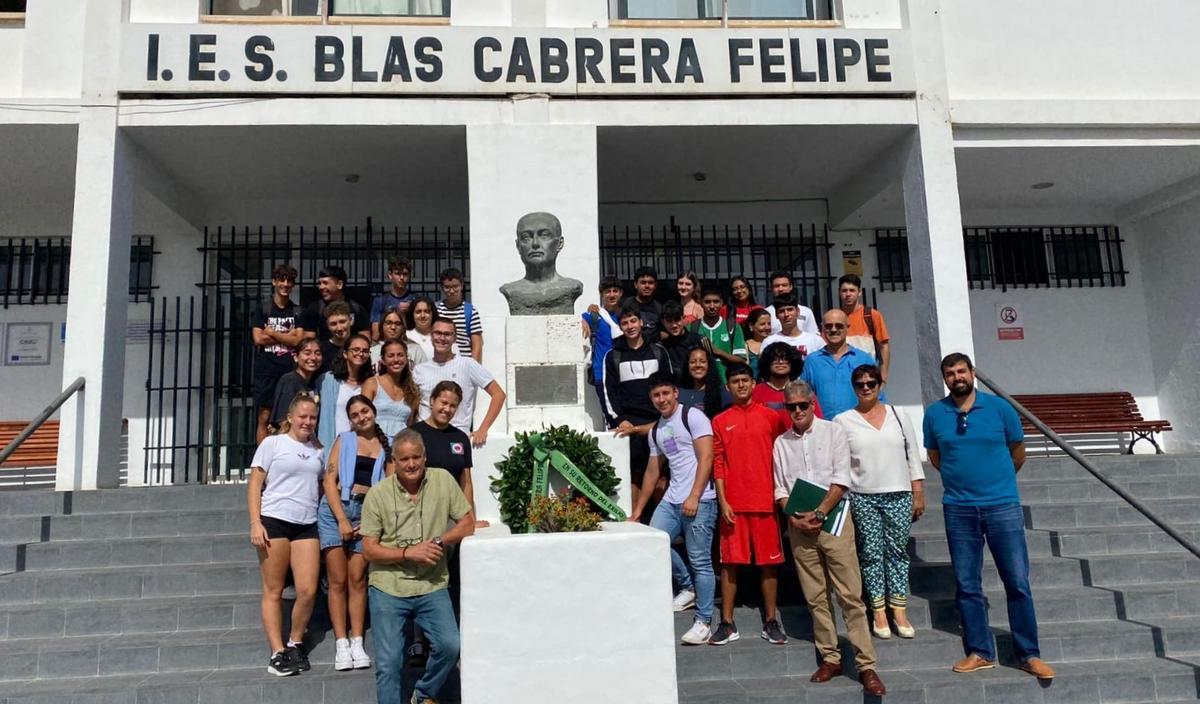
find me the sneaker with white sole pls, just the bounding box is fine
[761,619,788,644]
[708,621,740,645]
[680,620,712,645]
[333,638,353,671]
[267,650,298,677]
[672,589,697,612]
[350,636,372,669]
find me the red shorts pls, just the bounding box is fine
[719,511,784,566]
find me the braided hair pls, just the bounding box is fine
[344,394,390,463]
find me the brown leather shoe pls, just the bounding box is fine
[810,660,843,683]
[859,669,886,696]
[953,653,996,673]
[1020,657,1055,679]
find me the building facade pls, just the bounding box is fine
[1,0,1197,490]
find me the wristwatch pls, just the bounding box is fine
[432,536,444,547]
[813,509,827,522]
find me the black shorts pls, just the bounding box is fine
[253,365,292,409]
[261,516,318,541]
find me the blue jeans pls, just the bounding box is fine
[944,503,1040,662]
[369,587,460,704]
[649,498,718,624]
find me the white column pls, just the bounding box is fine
[901,0,974,404]
[56,0,133,490]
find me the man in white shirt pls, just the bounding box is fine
[771,380,884,697]
[628,372,718,647]
[414,318,506,448]
[763,271,819,336]
[761,294,826,359]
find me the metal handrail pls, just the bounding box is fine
[974,370,1200,561]
[0,376,85,465]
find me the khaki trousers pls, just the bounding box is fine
[788,514,877,671]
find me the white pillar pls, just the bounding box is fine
[901,0,974,404]
[56,0,133,490]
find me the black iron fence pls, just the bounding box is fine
[143,221,469,484]
[599,218,835,314]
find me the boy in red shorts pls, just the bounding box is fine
[710,362,791,645]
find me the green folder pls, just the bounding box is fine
[783,477,848,536]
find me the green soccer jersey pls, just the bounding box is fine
[690,317,747,381]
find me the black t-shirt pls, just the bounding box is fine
[303,298,369,341]
[621,296,663,342]
[269,371,318,428]
[318,338,344,377]
[413,421,472,483]
[255,301,303,375]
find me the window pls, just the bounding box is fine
[872,226,1127,292]
[207,0,449,18]
[0,1,26,13]
[612,0,831,20]
[0,237,158,307]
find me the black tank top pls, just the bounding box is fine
[353,455,376,488]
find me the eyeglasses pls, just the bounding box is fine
[348,347,370,356]
[431,331,455,339]
[823,323,847,331]
[853,380,880,390]
[956,412,969,435]
[785,401,812,412]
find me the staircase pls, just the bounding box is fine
[675,454,1200,703]
[1,455,1199,703]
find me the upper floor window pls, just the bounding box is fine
[0,0,26,14]
[612,0,833,21]
[206,0,449,19]
[0,236,158,307]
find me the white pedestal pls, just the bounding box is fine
[460,522,679,704]
[504,315,589,433]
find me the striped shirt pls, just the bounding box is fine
[436,301,482,355]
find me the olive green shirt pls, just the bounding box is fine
[360,468,471,598]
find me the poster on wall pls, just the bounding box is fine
[996,304,1024,341]
[5,323,53,366]
[841,250,863,277]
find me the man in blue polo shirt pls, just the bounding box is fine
[800,309,881,419]
[922,352,1054,680]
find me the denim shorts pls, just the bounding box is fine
[317,496,364,553]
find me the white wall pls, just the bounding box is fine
[1131,196,1200,452]
[942,1,1200,102]
[19,1,85,99]
[841,0,902,29]
[128,0,201,23]
[0,25,23,97]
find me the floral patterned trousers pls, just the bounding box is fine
[850,491,914,610]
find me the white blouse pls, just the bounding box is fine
[833,405,925,494]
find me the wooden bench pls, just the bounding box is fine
[1011,392,1172,454]
[0,420,59,468]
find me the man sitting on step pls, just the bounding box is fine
[923,352,1055,680]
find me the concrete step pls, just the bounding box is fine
[1083,553,1200,587]
[1114,582,1200,621]
[0,507,247,544]
[678,658,1200,703]
[0,594,260,641]
[910,524,1200,561]
[0,484,246,518]
[0,563,261,606]
[920,474,1200,503]
[17,533,251,572]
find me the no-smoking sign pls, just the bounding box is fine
[997,304,1023,341]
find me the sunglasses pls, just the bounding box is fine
[853,380,880,390]
[956,412,969,435]
[823,323,847,331]
[785,401,812,412]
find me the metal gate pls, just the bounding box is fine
[143,220,470,484]
[598,217,835,313]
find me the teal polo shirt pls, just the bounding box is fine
[923,391,1025,506]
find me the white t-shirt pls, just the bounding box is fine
[251,434,324,525]
[334,382,361,435]
[766,303,819,336]
[414,356,496,433]
[761,331,826,359]
[648,405,717,505]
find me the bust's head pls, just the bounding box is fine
[515,212,563,269]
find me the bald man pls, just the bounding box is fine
[799,309,884,418]
[500,211,585,315]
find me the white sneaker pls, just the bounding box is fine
[672,589,697,612]
[680,620,712,645]
[333,638,353,671]
[350,636,372,669]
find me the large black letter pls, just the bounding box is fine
[641,38,670,83]
[540,37,569,83]
[474,37,502,82]
[675,38,703,83]
[315,36,345,82]
[576,37,605,84]
[188,34,217,81]
[864,38,891,82]
[506,37,536,83]
[816,37,829,82]
[415,37,442,82]
[790,38,816,82]
[833,38,861,82]
[759,37,785,83]
[610,38,635,83]
[147,34,160,81]
[382,36,411,82]
[727,38,753,83]
[352,36,378,82]
[244,36,274,81]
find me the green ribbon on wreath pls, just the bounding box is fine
[526,433,627,533]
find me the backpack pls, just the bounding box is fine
[651,404,695,455]
[862,304,882,361]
